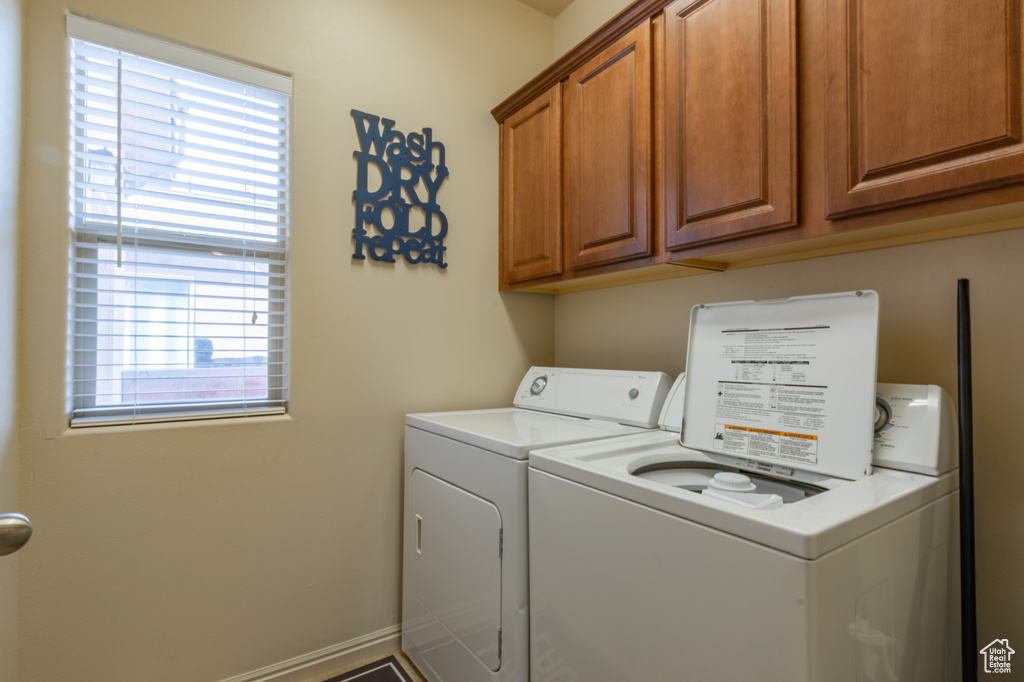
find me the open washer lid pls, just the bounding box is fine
[681,291,879,481]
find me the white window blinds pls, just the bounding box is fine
[68,16,291,426]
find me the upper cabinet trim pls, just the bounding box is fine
[491,0,675,123]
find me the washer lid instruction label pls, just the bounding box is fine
[682,292,879,480]
[715,325,834,436]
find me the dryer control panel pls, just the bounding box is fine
[514,367,672,429]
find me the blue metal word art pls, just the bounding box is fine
[351,110,449,268]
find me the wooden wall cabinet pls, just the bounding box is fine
[824,0,1024,218]
[564,20,654,271]
[492,0,1024,293]
[662,0,798,250]
[499,84,562,288]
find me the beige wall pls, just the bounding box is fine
[18,1,555,680]
[553,0,630,55]
[0,0,22,681]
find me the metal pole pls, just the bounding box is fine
[958,278,978,682]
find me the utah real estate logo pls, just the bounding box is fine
[980,638,1014,674]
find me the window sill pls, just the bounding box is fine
[63,409,292,433]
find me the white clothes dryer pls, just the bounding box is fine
[529,375,961,682]
[402,367,672,682]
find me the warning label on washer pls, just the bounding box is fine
[712,424,819,465]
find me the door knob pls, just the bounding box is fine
[0,513,32,556]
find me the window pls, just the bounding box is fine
[67,16,290,426]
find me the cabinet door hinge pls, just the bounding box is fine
[499,528,503,559]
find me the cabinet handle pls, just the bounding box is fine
[0,513,32,556]
[415,514,423,556]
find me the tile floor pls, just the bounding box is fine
[302,651,427,682]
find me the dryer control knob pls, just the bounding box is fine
[707,472,756,493]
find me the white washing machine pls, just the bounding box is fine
[402,367,672,682]
[528,294,962,682]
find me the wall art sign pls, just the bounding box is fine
[351,109,449,269]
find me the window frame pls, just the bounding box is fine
[67,15,291,427]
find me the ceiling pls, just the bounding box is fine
[517,0,575,17]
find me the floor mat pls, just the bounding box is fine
[322,655,415,682]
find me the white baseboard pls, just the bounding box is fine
[216,625,402,682]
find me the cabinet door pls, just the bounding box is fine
[825,0,1024,218]
[500,84,562,288]
[663,0,798,251]
[564,20,653,271]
